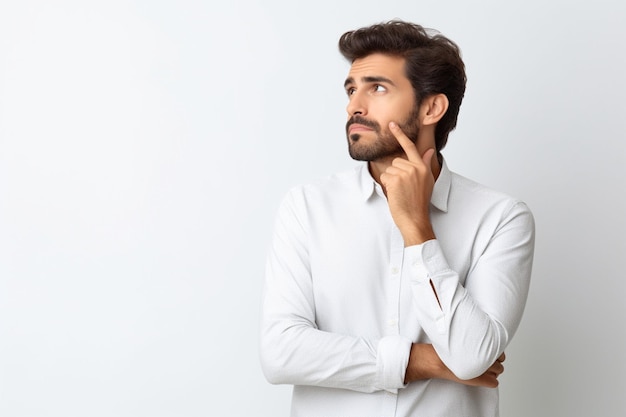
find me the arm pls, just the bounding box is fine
[405,206,534,379]
[405,343,506,388]
[381,123,534,380]
[259,188,411,393]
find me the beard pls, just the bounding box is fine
[346,105,420,162]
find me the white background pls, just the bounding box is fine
[1,1,624,416]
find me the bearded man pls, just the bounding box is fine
[260,20,535,417]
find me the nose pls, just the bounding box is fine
[346,92,366,117]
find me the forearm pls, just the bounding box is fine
[421,282,509,379]
[404,343,443,383]
[405,245,511,379]
[261,189,414,393]
[404,204,534,379]
[260,316,411,393]
[405,343,503,388]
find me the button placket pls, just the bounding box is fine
[386,225,404,335]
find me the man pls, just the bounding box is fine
[260,20,535,417]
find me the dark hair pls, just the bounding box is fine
[339,20,466,151]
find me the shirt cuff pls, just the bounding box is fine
[376,335,412,392]
[403,239,450,283]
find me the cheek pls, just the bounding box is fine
[376,100,407,125]
[371,107,392,128]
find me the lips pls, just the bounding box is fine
[348,123,374,135]
[345,116,380,143]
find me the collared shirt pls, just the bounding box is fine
[260,160,535,417]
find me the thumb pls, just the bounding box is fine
[379,171,388,187]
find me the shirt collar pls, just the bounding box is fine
[357,159,451,212]
[358,163,379,201]
[431,158,450,213]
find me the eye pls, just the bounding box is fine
[346,87,356,96]
[373,84,387,93]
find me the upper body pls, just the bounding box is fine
[260,160,534,416]
[260,20,535,417]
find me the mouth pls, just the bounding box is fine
[348,123,374,135]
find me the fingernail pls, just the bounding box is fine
[389,122,397,128]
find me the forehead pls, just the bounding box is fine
[346,53,407,83]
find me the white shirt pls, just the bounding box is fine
[260,160,535,417]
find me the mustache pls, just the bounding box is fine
[345,115,380,133]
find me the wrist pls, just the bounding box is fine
[400,223,435,247]
[405,343,442,383]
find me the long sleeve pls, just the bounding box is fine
[259,162,533,416]
[259,188,411,393]
[404,200,535,380]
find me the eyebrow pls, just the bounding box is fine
[343,76,396,88]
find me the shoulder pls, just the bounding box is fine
[448,170,534,223]
[282,165,364,205]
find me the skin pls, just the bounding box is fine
[345,53,505,387]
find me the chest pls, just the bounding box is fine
[306,198,481,338]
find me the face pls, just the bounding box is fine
[344,53,419,162]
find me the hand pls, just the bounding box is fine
[379,122,436,246]
[405,344,506,388]
[453,352,506,388]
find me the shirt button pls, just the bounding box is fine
[388,319,397,327]
[391,267,399,274]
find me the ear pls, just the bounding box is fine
[420,94,449,126]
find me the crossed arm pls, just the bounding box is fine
[260,198,513,392]
[383,122,508,388]
[405,343,505,387]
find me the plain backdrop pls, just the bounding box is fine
[1,1,625,416]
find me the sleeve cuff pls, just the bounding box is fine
[403,239,451,284]
[376,335,412,392]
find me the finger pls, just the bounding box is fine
[391,149,436,183]
[495,361,504,375]
[389,121,420,162]
[488,359,504,374]
[384,165,407,176]
[380,165,413,190]
[390,157,418,171]
[486,367,502,382]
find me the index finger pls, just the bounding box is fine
[389,121,420,162]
